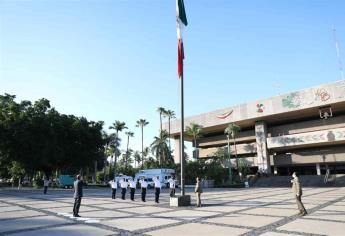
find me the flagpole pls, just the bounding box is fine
[180,72,185,196]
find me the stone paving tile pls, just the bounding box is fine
[100,216,179,231]
[120,206,173,214]
[320,204,345,212]
[204,214,283,228]
[153,209,219,220]
[0,215,70,233]
[28,202,72,209]
[8,224,116,236]
[242,207,297,217]
[97,202,144,209]
[45,205,99,214]
[278,218,345,235]
[0,205,26,212]
[146,222,250,236]
[304,210,345,222]
[258,232,301,236]
[0,209,45,220]
[78,210,133,219]
[194,205,249,213]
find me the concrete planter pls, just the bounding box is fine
[170,195,191,207]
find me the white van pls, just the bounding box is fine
[134,169,177,188]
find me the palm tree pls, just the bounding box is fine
[125,131,134,170]
[157,107,167,133]
[163,109,176,150]
[136,119,149,169]
[133,151,141,168]
[150,130,173,167]
[185,122,203,159]
[224,123,241,169]
[109,121,127,177]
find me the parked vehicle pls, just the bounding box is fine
[134,169,178,188]
[57,175,74,189]
[114,174,133,187]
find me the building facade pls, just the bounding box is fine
[165,80,345,176]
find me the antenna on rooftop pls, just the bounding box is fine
[333,25,345,80]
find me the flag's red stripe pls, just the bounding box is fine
[178,38,184,78]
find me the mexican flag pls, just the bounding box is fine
[176,0,188,79]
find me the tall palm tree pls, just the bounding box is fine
[125,131,134,171]
[163,109,176,150]
[224,123,241,169]
[136,119,149,169]
[185,122,203,159]
[157,107,167,133]
[150,130,173,167]
[109,121,127,177]
[133,151,141,168]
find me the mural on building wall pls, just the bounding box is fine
[256,103,265,113]
[282,92,301,108]
[216,110,233,119]
[315,88,331,102]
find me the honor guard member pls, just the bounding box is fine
[168,176,176,197]
[119,178,128,200]
[153,176,161,203]
[109,179,117,199]
[73,175,83,217]
[139,178,148,202]
[129,179,136,201]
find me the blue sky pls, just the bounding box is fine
[1,0,345,158]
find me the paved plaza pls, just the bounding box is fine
[0,187,344,236]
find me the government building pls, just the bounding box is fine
[166,80,345,176]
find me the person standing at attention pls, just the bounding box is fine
[119,178,128,200]
[139,178,148,202]
[109,179,117,199]
[291,172,307,216]
[153,176,161,203]
[195,177,203,207]
[73,174,83,217]
[129,179,136,201]
[43,177,50,195]
[168,175,176,197]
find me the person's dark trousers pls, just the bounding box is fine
[121,188,126,200]
[295,195,307,214]
[43,186,48,194]
[141,188,146,202]
[155,188,160,203]
[73,197,82,216]
[170,188,175,197]
[130,188,135,201]
[112,188,116,199]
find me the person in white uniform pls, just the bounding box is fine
[168,175,176,197]
[139,178,148,202]
[153,176,161,203]
[119,178,128,200]
[129,179,136,201]
[43,177,50,195]
[109,179,117,199]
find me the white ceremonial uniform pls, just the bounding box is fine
[168,178,176,197]
[153,178,161,203]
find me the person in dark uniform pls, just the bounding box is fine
[73,175,83,217]
[291,172,307,216]
[139,178,148,202]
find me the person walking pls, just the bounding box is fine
[153,176,161,203]
[43,177,50,195]
[139,178,148,202]
[291,172,307,216]
[73,175,83,217]
[119,178,128,200]
[195,177,203,207]
[129,179,136,201]
[109,179,117,199]
[168,176,176,197]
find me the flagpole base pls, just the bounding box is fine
[170,195,191,207]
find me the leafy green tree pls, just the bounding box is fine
[135,119,149,168]
[150,130,173,167]
[124,131,134,171]
[224,123,241,168]
[185,122,203,159]
[156,107,166,133]
[109,121,127,176]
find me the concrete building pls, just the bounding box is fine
[165,80,345,176]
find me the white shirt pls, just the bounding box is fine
[168,178,175,188]
[154,178,161,188]
[109,180,117,189]
[129,180,136,188]
[44,180,50,187]
[139,180,148,188]
[120,180,128,188]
